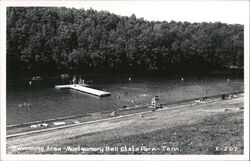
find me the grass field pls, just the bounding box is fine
[68,112,243,154]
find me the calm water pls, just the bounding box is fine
[7,73,243,125]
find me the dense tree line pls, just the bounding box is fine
[7,7,244,73]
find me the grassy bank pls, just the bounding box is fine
[63,111,243,154]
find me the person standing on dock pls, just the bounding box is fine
[79,75,84,84]
[73,75,77,87]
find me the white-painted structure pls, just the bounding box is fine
[53,122,66,126]
[55,84,111,97]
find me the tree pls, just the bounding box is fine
[7,7,244,73]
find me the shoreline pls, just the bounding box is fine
[7,91,244,137]
[7,94,244,154]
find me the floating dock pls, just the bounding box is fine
[55,84,111,97]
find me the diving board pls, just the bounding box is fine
[55,84,111,97]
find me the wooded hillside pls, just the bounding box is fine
[7,7,244,73]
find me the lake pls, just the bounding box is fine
[6,72,244,125]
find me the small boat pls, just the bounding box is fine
[60,74,70,79]
[31,76,43,81]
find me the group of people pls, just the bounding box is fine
[71,75,84,86]
[18,102,32,108]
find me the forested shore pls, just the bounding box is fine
[7,7,244,74]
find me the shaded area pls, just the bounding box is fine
[7,7,243,74]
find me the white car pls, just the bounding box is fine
[30,123,48,128]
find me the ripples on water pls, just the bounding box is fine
[6,74,244,125]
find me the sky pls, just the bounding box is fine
[1,0,248,24]
[66,0,248,25]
